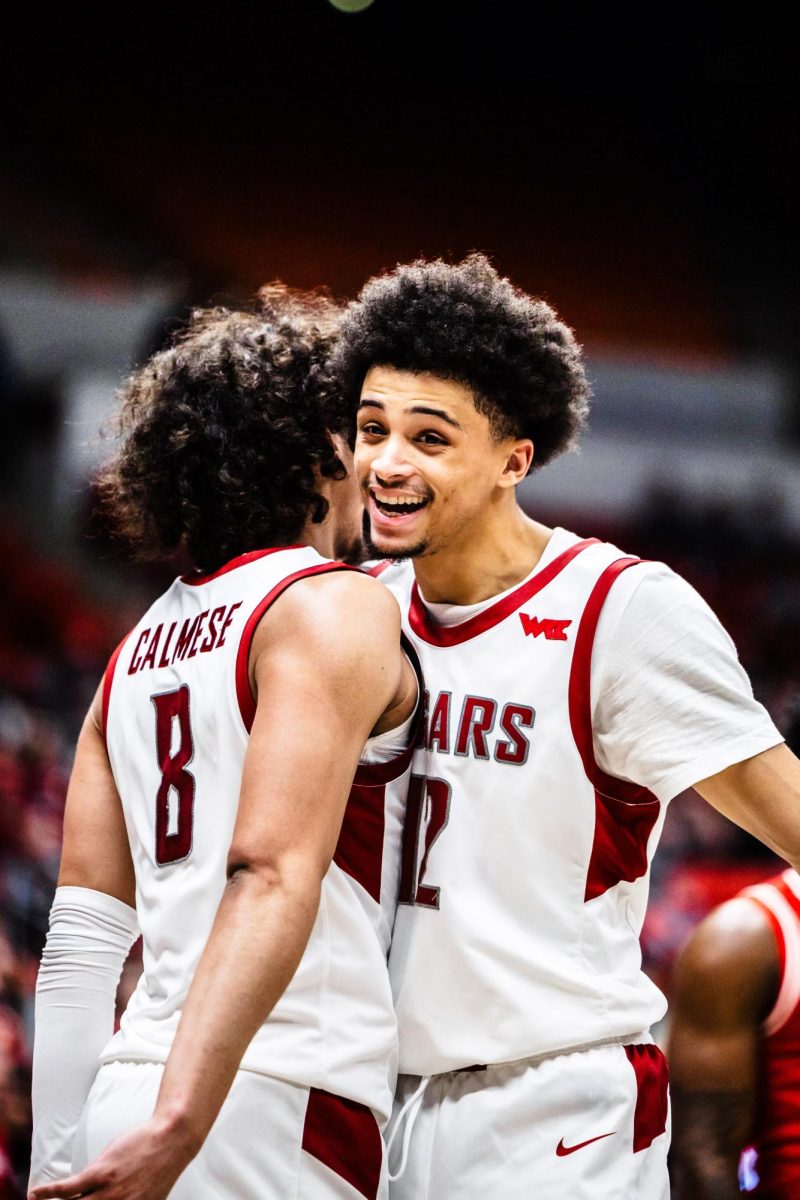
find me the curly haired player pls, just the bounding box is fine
[332,252,800,1200]
[28,288,421,1200]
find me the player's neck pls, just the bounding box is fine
[414,506,553,606]
[300,519,338,562]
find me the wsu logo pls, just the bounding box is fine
[519,613,572,641]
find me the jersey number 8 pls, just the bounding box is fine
[151,686,196,865]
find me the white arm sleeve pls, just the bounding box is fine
[591,563,784,802]
[29,885,139,1186]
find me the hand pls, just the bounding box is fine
[28,1115,196,1200]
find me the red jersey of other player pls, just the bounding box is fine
[670,853,800,1197]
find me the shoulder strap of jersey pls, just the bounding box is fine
[351,633,426,787]
[365,561,392,579]
[568,556,655,804]
[741,871,800,1035]
[235,561,358,732]
[100,631,134,744]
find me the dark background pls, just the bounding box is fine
[2,5,797,365]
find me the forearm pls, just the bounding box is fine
[695,744,800,870]
[30,887,139,1185]
[152,861,323,1157]
[670,1088,750,1200]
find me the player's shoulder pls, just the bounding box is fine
[360,558,415,603]
[270,562,401,640]
[677,893,778,984]
[362,558,413,583]
[672,911,781,1045]
[668,890,781,1031]
[579,531,709,626]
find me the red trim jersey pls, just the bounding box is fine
[377,529,781,1075]
[740,870,800,1197]
[100,546,420,1123]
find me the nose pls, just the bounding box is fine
[368,434,415,483]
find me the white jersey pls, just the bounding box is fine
[376,528,782,1075]
[101,545,421,1122]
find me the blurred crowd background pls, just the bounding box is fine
[1,5,797,1193]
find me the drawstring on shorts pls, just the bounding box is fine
[386,1075,430,1182]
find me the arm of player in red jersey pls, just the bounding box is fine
[29,570,408,1200]
[694,744,800,872]
[667,897,778,1200]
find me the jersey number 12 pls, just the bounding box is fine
[398,775,451,908]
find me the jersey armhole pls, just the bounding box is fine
[568,557,655,804]
[741,887,797,1035]
[352,633,425,787]
[234,562,357,733]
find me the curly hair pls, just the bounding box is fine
[97,285,347,571]
[332,253,590,471]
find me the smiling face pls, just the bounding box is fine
[355,366,530,561]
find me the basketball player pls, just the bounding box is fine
[669,867,800,1198]
[330,253,800,1199]
[28,291,421,1200]
[669,713,800,1199]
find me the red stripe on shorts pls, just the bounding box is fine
[302,1088,383,1199]
[624,1043,669,1152]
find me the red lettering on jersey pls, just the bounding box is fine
[495,703,535,764]
[128,629,149,674]
[187,610,210,658]
[455,696,497,760]
[158,621,177,667]
[141,623,162,670]
[399,775,452,908]
[172,616,200,662]
[152,685,195,865]
[428,691,451,753]
[217,601,242,648]
[127,603,244,674]
[519,613,572,641]
[398,775,425,905]
[200,605,226,653]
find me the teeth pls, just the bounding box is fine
[373,493,426,506]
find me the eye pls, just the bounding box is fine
[358,421,386,438]
[416,431,447,446]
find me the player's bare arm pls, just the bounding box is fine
[56,692,136,901]
[695,743,800,871]
[29,571,411,1200]
[668,898,778,1200]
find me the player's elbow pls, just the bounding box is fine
[226,854,282,888]
[225,849,325,900]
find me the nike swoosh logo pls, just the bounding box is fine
[556,1132,617,1156]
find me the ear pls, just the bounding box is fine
[327,431,353,476]
[497,439,534,488]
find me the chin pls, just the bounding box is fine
[364,527,430,562]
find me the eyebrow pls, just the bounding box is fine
[358,399,463,430]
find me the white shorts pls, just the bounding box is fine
[387,1039,670,1199]
[74,1060,387,1199]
